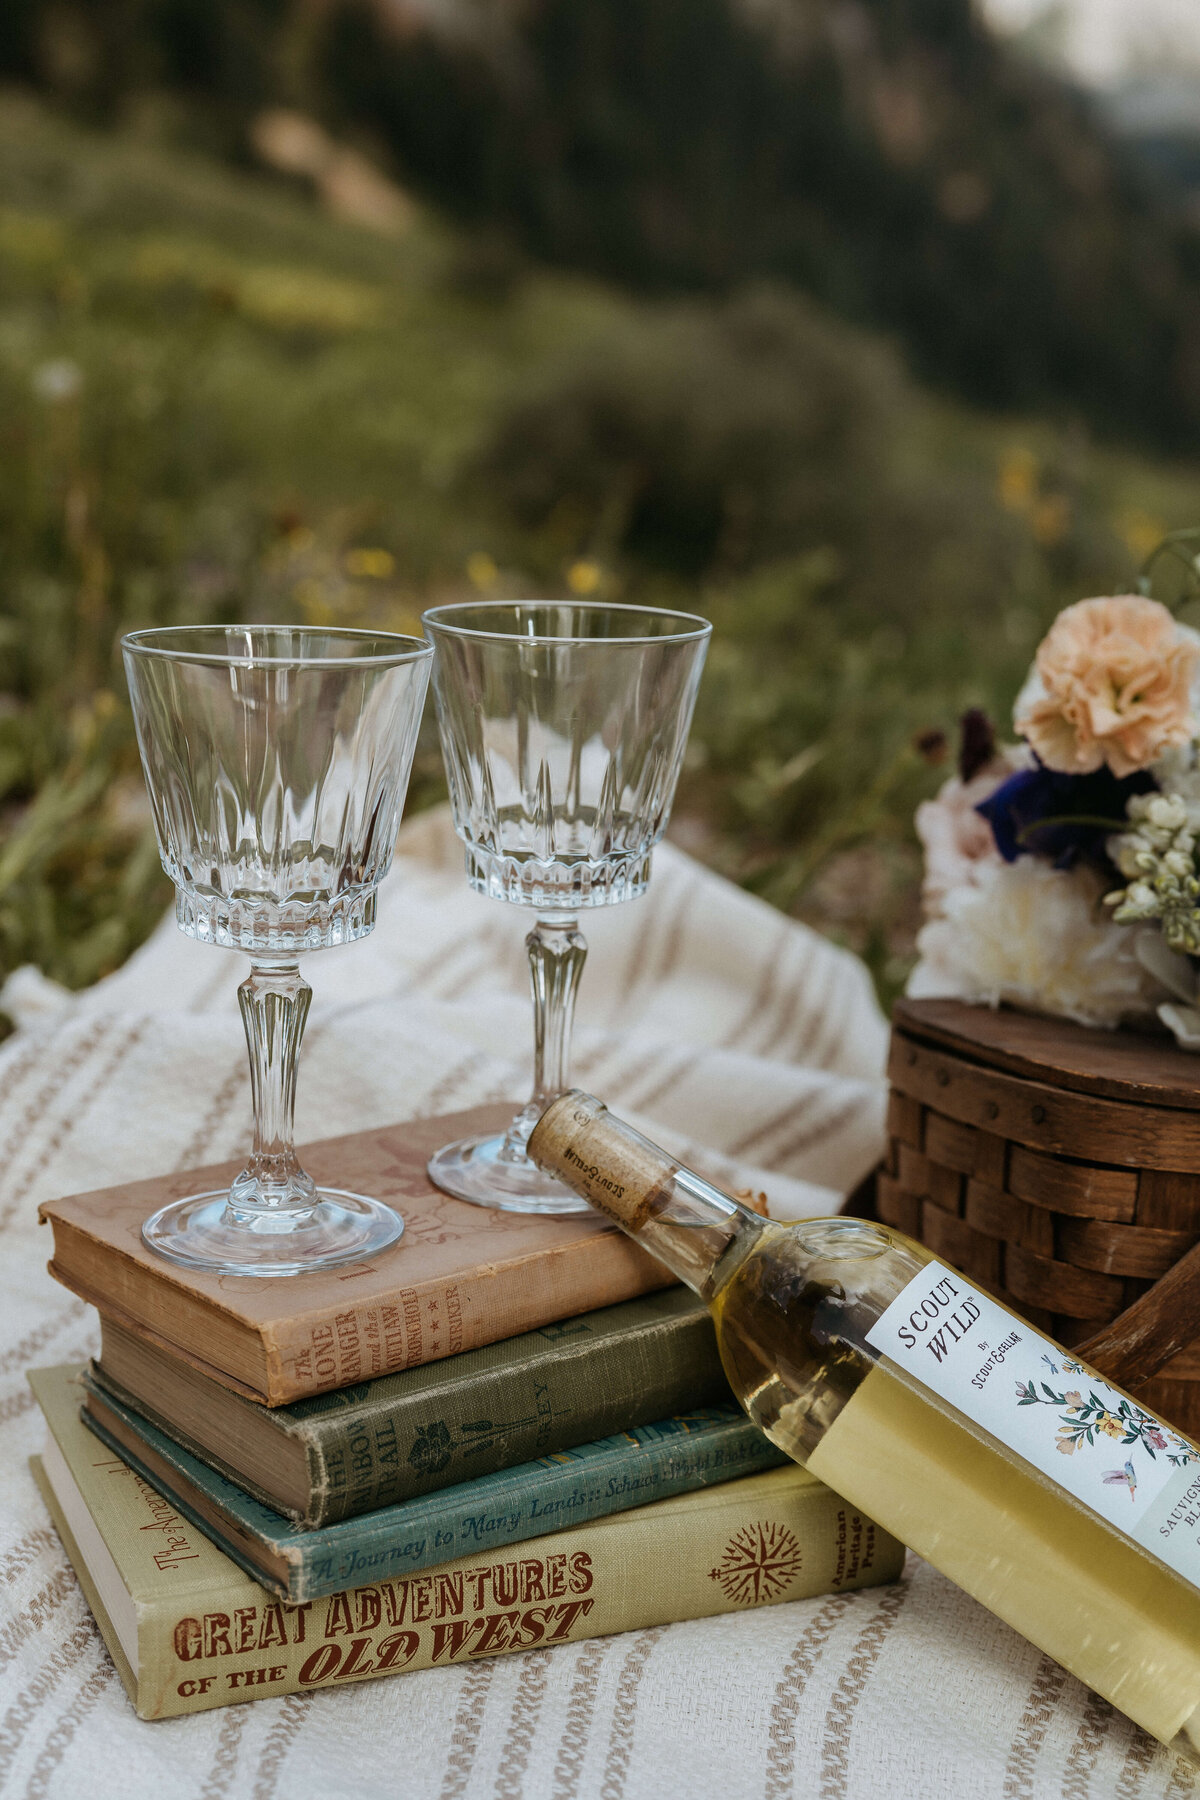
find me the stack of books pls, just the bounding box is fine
[30,1105,904,1720]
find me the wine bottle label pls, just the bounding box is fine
[866,1259,1200,1592]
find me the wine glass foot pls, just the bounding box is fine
[141,1189,404,1277]
[427,1132,593,1215]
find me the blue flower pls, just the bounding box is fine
[977,759,1155,869]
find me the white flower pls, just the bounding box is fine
[907,858,1164,1028]
[1107,789,1200,953]
[1151,739,1200,829]
[914,745,1029,914]
[1131,931,1200,1053]
[1146,794,1189,831]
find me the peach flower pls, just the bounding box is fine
[1015,596,1199,779]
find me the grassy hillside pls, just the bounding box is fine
[1,91,1198,1012]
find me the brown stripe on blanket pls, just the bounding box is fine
[0,1569,80,1672]
[758,1094,873,1175]
[0,1619,98,1792]
[1060,1692,1115,1800]
[605,1044,678,1105]
[1115,1728,1158,1800]
[0,1035,61,1142]
[1002,1655,1069,1800]
[723,1084,830,1163]
[0,1350,94,1436]
[818,1581,909,1800]
[249,1691,315,1800]
[437,1657,498,1800]
[0,1529,59,1590]
[417,1049,503,1120]
[0,1304,87,1382]
[599,1628,664,1800]
[24,1657,116,1800]
[198,1706,248,1800]
[1163,1754,1200,1800]
[768,949,839,1067]
[622,1048,708,1118]
[618,885,675,1005]
[1113,1728,1158,1800]
[764,1594,856,1800]
[550,1641,611,1800]
[720,919,799,1054]
[419,933,501,1005]
[0,1019,116,1204]
[644,874,701,995]
[173,1059,247,1173]
[494,1647,554,1800]
[0,1019,150,1235]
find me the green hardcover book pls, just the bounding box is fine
[92,1289,729,1529]
[80,1371,789,1603]
[31,1364,906,1721]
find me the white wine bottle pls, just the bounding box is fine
[529,1091,1200,1759]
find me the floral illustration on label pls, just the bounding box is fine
[1103,1461,1138,1501]
[708,1521,802,1605]
[1013,1351,1197,1501]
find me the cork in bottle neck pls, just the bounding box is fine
[528,1092,677,1229]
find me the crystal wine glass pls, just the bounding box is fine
[422,600,711,1213]
[122,625,432,1276]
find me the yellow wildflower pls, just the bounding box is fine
[566,559,602,596]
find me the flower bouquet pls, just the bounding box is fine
[910,581,1200,1047]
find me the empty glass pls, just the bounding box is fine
[423,601,711,1213]
[123,625,432,1276]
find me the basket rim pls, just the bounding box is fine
[894,997,1200,1115]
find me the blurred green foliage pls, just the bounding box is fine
[7,0,1200,450]
[1,93,1199,1020]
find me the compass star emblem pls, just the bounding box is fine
[708,1520,803,1605]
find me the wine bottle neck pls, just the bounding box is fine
[635,1163,768,1298]
[528,1091,768,1298]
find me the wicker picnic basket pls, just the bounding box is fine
[879,997,1200,1437]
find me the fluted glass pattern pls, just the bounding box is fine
[422,601,710,1217]
[124,626,432,952]
[423,603,711,909]
[121,625,432,1276]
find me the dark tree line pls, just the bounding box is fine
[6,0,1200,448]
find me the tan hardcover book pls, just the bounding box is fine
[38,1107,672,1406]
[30,1364,906,1721]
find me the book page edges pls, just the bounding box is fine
[29,1457,145,1716]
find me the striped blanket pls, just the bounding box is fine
[0,807,1192,1797]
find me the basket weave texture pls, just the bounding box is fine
[883,998,1200,1436]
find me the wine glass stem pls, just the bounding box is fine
[231,958,318,1213]
[502,913,587,1160]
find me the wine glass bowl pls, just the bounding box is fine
[423,601,711,1213]
[123,624,433,1276]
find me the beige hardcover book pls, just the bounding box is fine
[30,1364,905,1721]
[37,1107,672,1405]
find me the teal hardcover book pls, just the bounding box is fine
[81,1378,787,1604]
[92,1288,729,1528]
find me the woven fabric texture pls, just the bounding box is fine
[0,807,1193,1798]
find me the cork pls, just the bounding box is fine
[529,1092,678,1230]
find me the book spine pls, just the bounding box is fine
[83,1404,789,1604]
[134,1470,906,1719]
[294,1413,786,1601]
[261,1242,674,1404]
[299,1308,729,1527]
